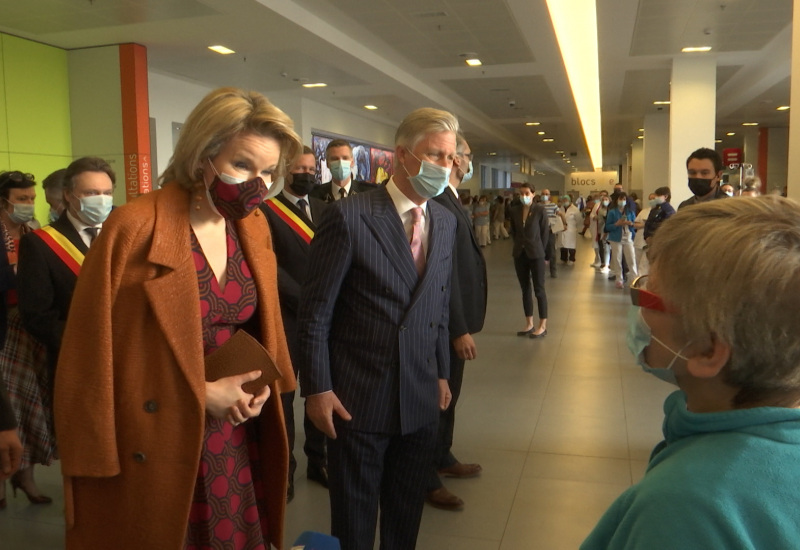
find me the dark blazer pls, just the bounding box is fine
[0,237,14,351]
[297,185,456,435]
[309,179,379,203]
[510,203,550,259]
[17,212,87,370]
[432,189,487,338]
[260,193,326,357]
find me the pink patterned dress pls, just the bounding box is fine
[185,222,269,550]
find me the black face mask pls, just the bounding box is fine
[688,177,715,197]
[289,172,316,196]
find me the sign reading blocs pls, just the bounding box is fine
[566,171,618,194]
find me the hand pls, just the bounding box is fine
[438,379,452,411]
[306,391,352,439]
[0,428,22,480]
[205,370,270,426]
[452,333,477,360]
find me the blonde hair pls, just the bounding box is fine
[394,108,459,151]
[160,87,301,188]
[649,195,800,405]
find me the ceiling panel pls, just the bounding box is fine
[441,75,559,120]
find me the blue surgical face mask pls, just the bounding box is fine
[328,159,351,182]
[520,195,532,206]
[541,195,550,203]
[78,194,113,225]
[648,199,658,208]
[7,202,35,224]
[626,306,689,385]
[404,149,451,200]
[461,160,473,183]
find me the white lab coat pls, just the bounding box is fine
[559,204,582,249]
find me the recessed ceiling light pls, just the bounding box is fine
[637,136,644,139]
[514,162,520,166]
[543,138,555,142]
[302,82,328,88]
[742,122,758,126]
[525,122,541,126]
[364,105,378,110]
[653,100,671,105]
[208,45,235,55]
[681,46,712,53]
[488,152,497,156]
[537,131,546,135]
[555,150,564,154]
[638,128,644,132]
[727,132,735,136]
[777,105,791,111]
[465,58,482,66]
[715,139,722,143]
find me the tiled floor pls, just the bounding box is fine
[0,235,675,549]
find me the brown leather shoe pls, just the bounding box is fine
[438,462,482,478]
[426,487,464,511]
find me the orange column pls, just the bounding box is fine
[758,127,769,194]
[119,43,152,201]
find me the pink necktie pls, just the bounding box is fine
[409,206,425,276]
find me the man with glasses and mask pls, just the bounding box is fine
[18,157,114,373]
[583,196,800,549]
[679,147,729,210]
[260,145,328,501]
[298,108,458,550]
[311,139,378,203]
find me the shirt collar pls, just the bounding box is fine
[386,177,427,217]
[66,208,101,231]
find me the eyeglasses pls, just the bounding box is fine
[458,152,474,161]
[629,275,667,312]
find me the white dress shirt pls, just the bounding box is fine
[66,210,102,249]
[385,177,429,255]
[282,189,312,222]
[332,180,352,200]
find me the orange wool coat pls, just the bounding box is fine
[54,183,296,549]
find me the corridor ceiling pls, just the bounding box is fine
[0,0,792,176]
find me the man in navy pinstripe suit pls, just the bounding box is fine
[297,108,459,550]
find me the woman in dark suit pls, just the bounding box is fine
[55,87,301,549]
[510,183,550,338]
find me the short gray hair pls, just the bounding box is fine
[649,195,800,406]
[395,108,459,150]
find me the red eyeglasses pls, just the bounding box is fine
[629,275,667,312]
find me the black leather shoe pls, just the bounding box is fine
[307,464,329,488]
[516,327,535,336]
[529,329,547,339]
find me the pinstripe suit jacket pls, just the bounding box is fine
[297,185,456,435]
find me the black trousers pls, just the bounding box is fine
[560,247,576,262]
[514,252,548,319]
[282,389,327,481]
[545,231,558,275]
[328,421,437,550]
[427,345,465,491]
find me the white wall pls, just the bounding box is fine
[768,127,789,193]
[148,71,213,180]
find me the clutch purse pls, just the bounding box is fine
[204,329,282,394]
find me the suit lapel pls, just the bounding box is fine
[445,190,480,249]
[53,214,89,254]
[407,202,445,309]
[274,194,315,249]
[142,185,205,396]
[362,186,418,291]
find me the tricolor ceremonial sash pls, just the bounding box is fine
[34,226,84,276]
[265,198,315,244]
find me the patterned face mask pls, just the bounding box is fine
[206,159,269,220]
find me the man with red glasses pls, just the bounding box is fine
[583,196,800,549]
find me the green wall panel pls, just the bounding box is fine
[3,34,71,158]
[0,37,7,153]
[9,153,72,224]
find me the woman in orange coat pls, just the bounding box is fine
[54,88,301,549]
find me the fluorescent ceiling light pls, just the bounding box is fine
[682,46,712,53]
[546,0,603,170]
[364,105,378,110]
[537,131,546,135]
[488,152,497,156]
[637,136,644,139]
[638,128,644,132]
[777,105,790,111]
[208,45,235,55]
[525,122,541,126]
[726,132,736,136]
[302,82,328,88]
[555,150,564,154]
[742,122,758,126]
[653,100,671,105]
[715,139,722,143]
[543,138,555,142]
[465,58,482,66]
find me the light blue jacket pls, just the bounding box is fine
[604,207,636,242]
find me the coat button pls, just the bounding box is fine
[384,287,392,295]
[133,452,147,463]
[143,400,158,413]
[399,325,407,331]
